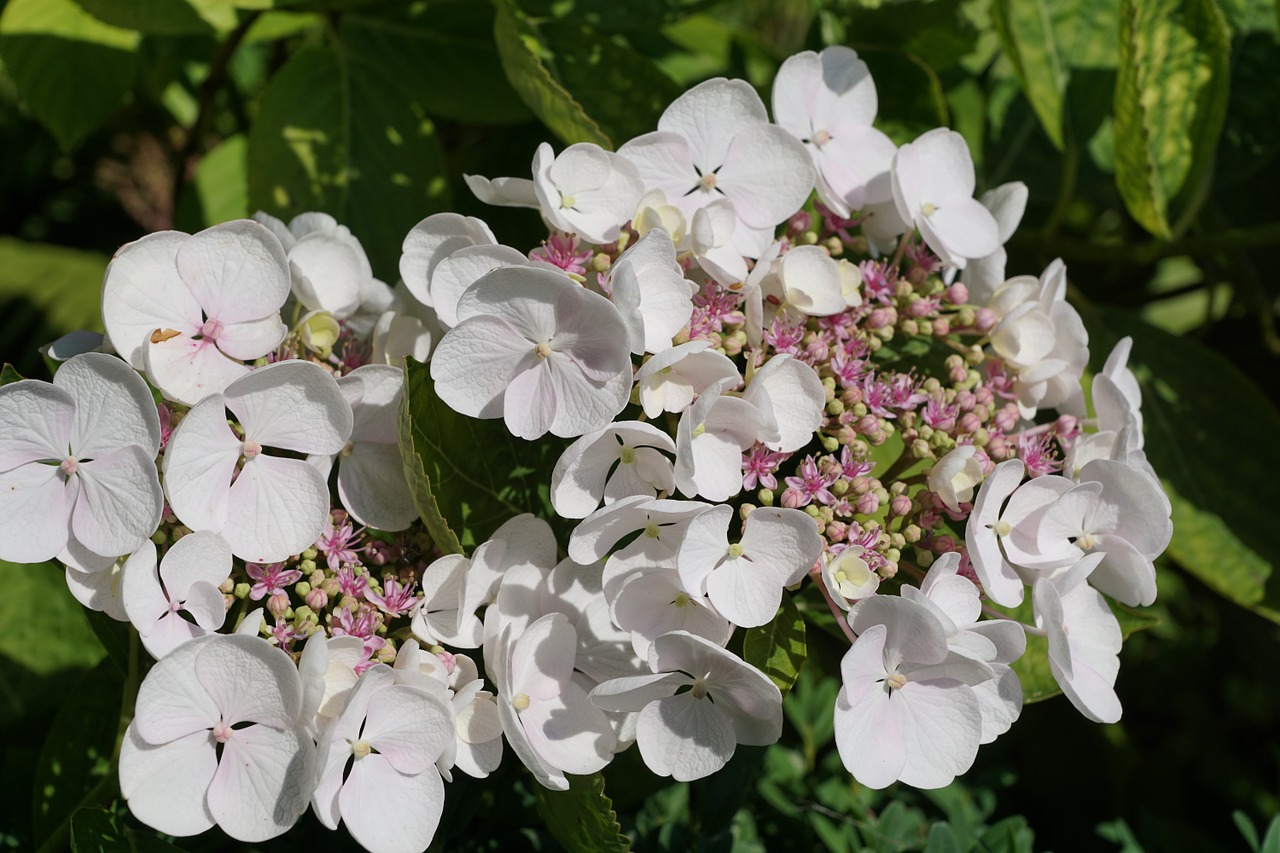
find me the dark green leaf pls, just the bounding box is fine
[925,822,962,853]
[0,364,23,385]
[1082,306,1280,624]
[397,357,565,552]
[0,0,140,149]
[515,0,717,32]
[1113,0,1230,237]
[84,610,134,676]
[532,773,631,853]
[176,134,248,230]
[70,807,183,852]
[743,594,806,695]
[992,0,1067,149]
[70,0,234,34]
[246,37,452,280]
[32,659,121,845]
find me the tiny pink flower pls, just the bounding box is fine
[246,562,303,602]
[364,576,419,618]
[742,444,788,491]
[315,511,362,570]
[530,233,592,276]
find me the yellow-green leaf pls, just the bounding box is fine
[744,594,807,695]
[992,0,1067,149]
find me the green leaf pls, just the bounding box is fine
[992,0,1067,149]
[176,133,249,230]
[32,659,121,846]
[532,773,631,853]
[397,357,566,552]
[70,0,236,34]
[246,35,452,280]
[1262,814,1280,853]
[1082,306,1280,624]
[70,807,183,852]
[0,364,23,385]
[83,610,134,676]
[925,822,962,853]
[1235,810,1261,852]
[1113,0,1230,238]
[743,594,807,695]
[0,0,140,149]
[514,0,717,32]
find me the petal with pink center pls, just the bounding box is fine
[175,220,290,326]
[225,361,352,456]
[118,725,217,837]
[161,394,240,534]
[146,334,252,406]
[207,723,313,842]
[101,231,203,369]
[132,638,220,743]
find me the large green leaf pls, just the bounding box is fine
[397,357,566,552]
[1082,306,1280,624]
[70,0,236,34]
[69,807,183,852]
[532,773,631,853]
[515,0,718,32]
[0,0,140,149]
[743,594,807,695]
[1113,0,1229,238]
[246,34,452,281]
[175,133,249,230]
[992,0,1067,149]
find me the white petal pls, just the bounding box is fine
[132,638,220,743]
[520,679,616,775]
[464,173,540,208]
[159,530,233,601]
[659,78,768,171]
[226,361,352,456]
[337,442,417,532]
[637,692,736,781]
[364,685,454,775]
[207,724,313,842]
[73,446,163,558]
[0,462,71,563]
[717,124,816,229]
[834,683,903,789]
[288,230,363,318]
[740,354,824,453]
[118,725,217,837]
[223,454,329,563]
[431,315,536,419]
[145,334,252,407]
[896,680,982,788]
[400,212,497,305]
[54,352,161,458]
[196,634,303,728]
[0,380,74,470]
[161,394,240,534]
[340,755,445,853]
[175,220,290,326]
[101,231,203,369]
[430,244,530,329]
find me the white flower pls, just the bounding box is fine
[836,595,992,789]
[119,635,314,841]
[550,421,676,519]
[297,633,367,736]
[635,340,741,419]
[673,378,762,501]
[254,211,377,320]
[427,243,534,329]
[122,532,232,658]
[494,613,617,791]
[961,182,1028,306]
[0,353,162,563]
[772,46,897,216]
[757,245,849,320]
[310,364,416,532]
[411,553,485,648]
[740,353,827,454]
[619,77,815,239]
[162,360,353,562]
[677,504,822,628]
[609,229,695,354]
[589,631,782,782]
[399,212,497,308]
[611,569,732,658]
[891,128,999,268]
[430,266,633,440]
[449,678,504,780]
[101,220,290,405]
[821,546,880,609]
[312,664,454,853]
[928,444,985,512]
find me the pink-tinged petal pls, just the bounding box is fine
[223,454,328,562]
[101,231,203,369]
[215,314,287,361]
[771,50,822,139]
[288,230,363,318]
[158,530,233,600]
[520,679,616,775]
[1089,534,1157,607]
[896,680,982,788]
[175,220,290,326]
[637,692,736,781]
[207,723,313,842]
[340,754,445,853]
[195,634,303,728]
[552,285,632,381]
[920,198,1000,266]
[139,612,209,659]
[146,334,252,407]
[225,361,352,456]
[132,638,220,743]
[53,353,161,458]
[72,446,163,558]
[338,442,417,532]
[0,381,74,470]
[363,685,454,775]
[121,541,171,634]
[0,462,70,563]
[399,212,497,306]
[834,683,904,789]
[118,725,217,837]
[161,394,240,534]
[545,356,632,440]
[430,244,529,329]
[659,78,768,170]
[717,125,816,229]
[431,315,538,419]
[504,361,558,441]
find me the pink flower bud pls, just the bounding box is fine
[890,494,913,517]
[780,488,807,509]
[908,298,932,318]
[435,649,457,675]
[932,317,950,336]
[934,535,958,553]
[305,587,329,611]
[825,520,848,542]
[867,307,896,329]
[855,492,880,515]
[856,415,880,435]
[958,412,982,435]
[945,282,968,305]
[974,308,997,333]
[267,590,290,619]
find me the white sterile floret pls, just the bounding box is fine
[411,553,486,648]
[612,568,732,658]
[1032,555,1123,724]
[772,46,897,217]
[254,211,377,321]
[427,243,534,329]
[619,77,816,249]
[674,377,762,501]
[371,284,437,367]
[689,197,767,285]
[162,360,353,562]
[494,613,617,791]
[759,245,849,320]
[589,631,782,782]
[310,364,416,532]
[449,677,504,780]
[822,545,880,609]
[0,352,162,563]
[928,444,985,512]
[119,635,314,842]
[609,229,695,354]
[63,553,128,621]
[740,353,826,453]
[550,421,676,519]
[836,595,993,789]
[891,128,999,269]
[961,182,1028,306]
[399,212,497,307]
[635,340,741,419]
[101,220,290,406]
[677,504,822,628]
[297,633,368,738]
[312,664,454,853]
[540,556,645,683]
[430,266,633,440]
[122,532,232,658]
